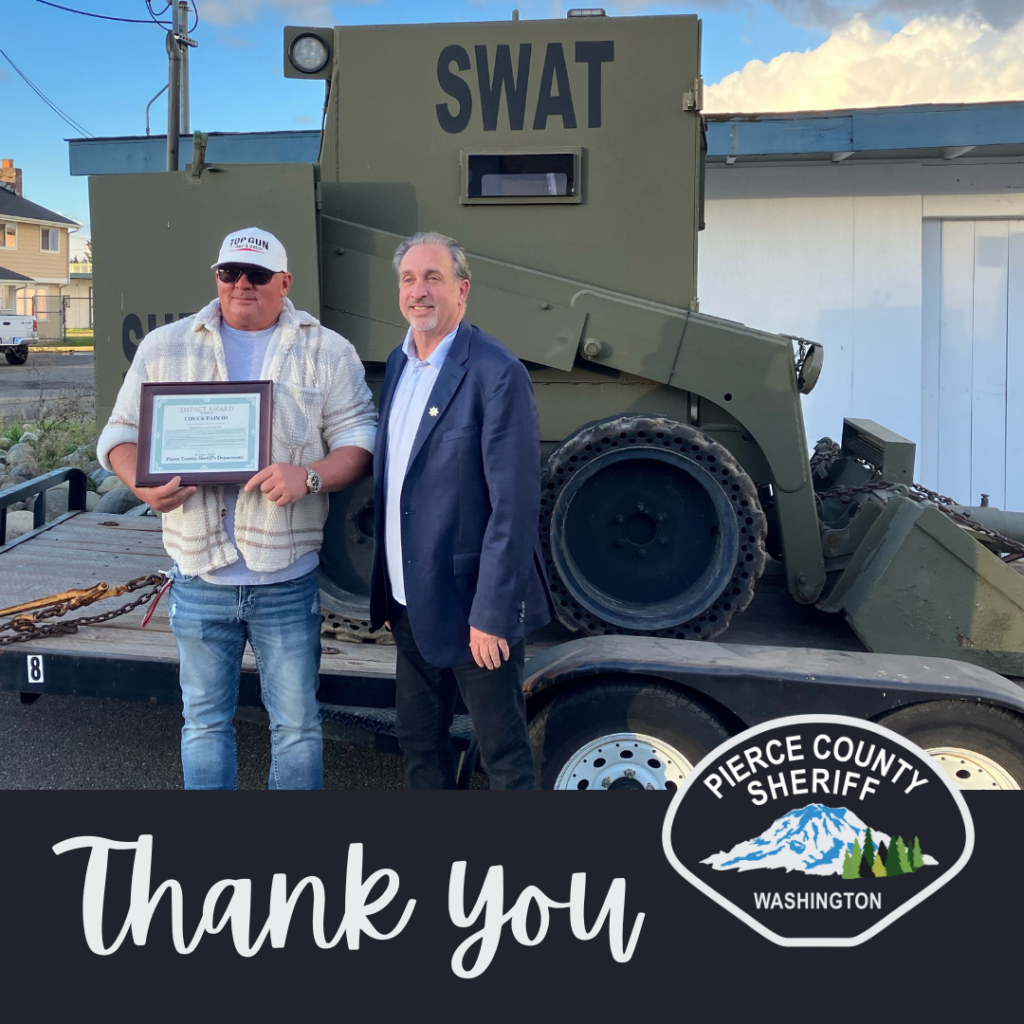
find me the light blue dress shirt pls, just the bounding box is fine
[385,324,459,605]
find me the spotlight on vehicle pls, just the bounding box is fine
[284,27,333,79]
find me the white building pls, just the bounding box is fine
[701,102,1024,511]
[66,260,93,329]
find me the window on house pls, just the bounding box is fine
[41,228,59,252]
[1,223,15,248]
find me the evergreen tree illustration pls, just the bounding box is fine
[897,836,912,874]
[876,839,888,866]
[843,839,863,879]
[872,851,887,878]
[911,836,925,871]
[905,836,918,872]
[862,827,875,868]
[859,843,874,878]
[885,837,905,877]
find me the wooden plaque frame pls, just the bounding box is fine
[135,380,273,487]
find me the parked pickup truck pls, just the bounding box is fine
[0,312,37,365]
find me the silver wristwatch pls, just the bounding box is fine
[304,467,322,495]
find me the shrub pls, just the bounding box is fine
[34,418,97,472]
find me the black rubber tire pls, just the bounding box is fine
[5,348,27,365]
[877,700,1024,789]
[539,414,767,640]
[319,476,377,640]
[529,677,733,790]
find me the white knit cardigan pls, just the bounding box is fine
[97,297,377,576]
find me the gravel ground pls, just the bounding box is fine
[0,690,407,790]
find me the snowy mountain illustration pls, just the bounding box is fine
[703,804,895,876]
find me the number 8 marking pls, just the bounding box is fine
[26,654,44,685]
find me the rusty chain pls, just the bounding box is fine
[0,574,167,648]
[817,478,1024,562]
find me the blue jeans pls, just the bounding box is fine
[167,567,323,790]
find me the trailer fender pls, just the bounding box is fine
[522,635,1024,727]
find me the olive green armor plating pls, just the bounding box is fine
[89,14,1024,674]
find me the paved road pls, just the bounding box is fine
[0,351,95,421]
[0,690,407,790]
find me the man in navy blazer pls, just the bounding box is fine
[369,231,550,789]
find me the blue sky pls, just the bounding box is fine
[2,0,827,245]
[5,1,1020,246]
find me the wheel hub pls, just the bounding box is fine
[927,746,1021,790]
[553,732,693,791]
[622,507,659,546]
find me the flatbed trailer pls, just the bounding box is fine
[4,474,1024,791]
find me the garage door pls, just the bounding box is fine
[921,219,1024,511]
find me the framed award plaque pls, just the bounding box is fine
[135,381,273,487]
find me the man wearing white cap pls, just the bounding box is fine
[97,228,377,790]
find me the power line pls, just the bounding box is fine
[32,0,158,24]
[145,0,172,28]
[0,45,93,137]
[147,0,198,33]
[30,1,198,32]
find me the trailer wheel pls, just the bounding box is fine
[540,415,766,640]
[5,348,27,365]
[877,701,1024,791]
[529,678,732,791]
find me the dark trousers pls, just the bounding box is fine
[390,604,536,790]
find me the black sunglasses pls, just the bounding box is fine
[216,265,279,286]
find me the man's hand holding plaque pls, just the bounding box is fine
[108,445,198,513]
[244,462,310,506]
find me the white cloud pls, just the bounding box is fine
[198,0,333,27]
[706,13,1024,111]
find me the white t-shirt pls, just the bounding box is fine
[200,321,320,586]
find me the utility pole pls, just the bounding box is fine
[179,1,191,136]
[165,2,197,172]
[165,4,182,172]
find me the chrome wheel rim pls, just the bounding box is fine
[554,732,693,791]
[927,746,1021,791]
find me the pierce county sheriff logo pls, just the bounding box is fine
[661,715,974,946]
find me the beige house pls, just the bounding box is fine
[0,158,79,340]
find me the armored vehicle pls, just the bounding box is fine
[50,12,1024,791]
[88,13,1024,680]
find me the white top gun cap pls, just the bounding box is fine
[211,227,288,273]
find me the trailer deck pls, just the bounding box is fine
[6,510,1024,786]
[0,510,867,704]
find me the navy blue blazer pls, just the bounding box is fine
[369,321,552,668]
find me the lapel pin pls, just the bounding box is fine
[428,406,439,417]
